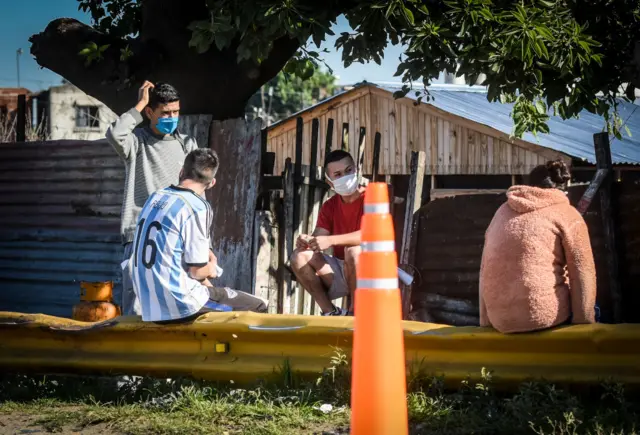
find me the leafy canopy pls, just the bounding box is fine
[78,0,640,138]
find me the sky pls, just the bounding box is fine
[0,1,436,92]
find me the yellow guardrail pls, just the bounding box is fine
[1,311,640,387]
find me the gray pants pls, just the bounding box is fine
[121,242,141,316]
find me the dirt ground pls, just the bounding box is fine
[0,413,124,435]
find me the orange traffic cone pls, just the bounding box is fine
[351,182,408,434]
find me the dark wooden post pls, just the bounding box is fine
[324,118,334,165]
[371,132,381,182]
[281,158,295,314]
[400,151,427,319]
[16,94,26,142]
[594,132,622,323]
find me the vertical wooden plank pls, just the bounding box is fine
[295,165,311,314]
[317,115,325,163]
[401,104,408,174]
[475,132,482,175]
[388,101,397,174]
[302,119,321,316]
[341,122,350,152]
[423,114,431,172]
[431,116,438,175]
[444,120,452,175]
[324,118,334,166]
[505,141,512,173]
[394,102,402,174]
[295,118,303,176]
[303,119,312,166]
[412,106,420,154]
[455,124,462,174]
[460,127,468,174]
[268,192,280,314]
[437,118,444,175]
[418,111,425,155]
[16,94,26,142]
[352,98,359,152]
[363,93,373,172]
[372,132,382,182]
[382,98,391,175]
[356,126,367,179]
[310,119,320,181]
[253,211,276,305]
[487,136,494,174]
[400,151,427,319]
[281,158,295,314]
[594,132,622,323]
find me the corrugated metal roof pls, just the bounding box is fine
[378,84,640,165]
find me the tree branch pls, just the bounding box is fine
[30,13,302,119]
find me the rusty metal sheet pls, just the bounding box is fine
[0,140,124,318]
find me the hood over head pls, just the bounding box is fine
[506,185,569,213]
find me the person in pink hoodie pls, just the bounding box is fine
[479,160,597,333]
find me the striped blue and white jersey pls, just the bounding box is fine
[130,185,212,321]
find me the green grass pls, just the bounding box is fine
[1,352,639,434]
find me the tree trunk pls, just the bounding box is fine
[179,115,262,293]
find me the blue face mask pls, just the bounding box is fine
[155,117,179,135]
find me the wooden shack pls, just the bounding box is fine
[266,83,570,196]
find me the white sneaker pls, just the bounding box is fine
[322,307,348,316]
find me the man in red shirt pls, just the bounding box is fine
[290,150,364,316]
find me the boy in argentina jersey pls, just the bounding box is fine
[130,148,268,322]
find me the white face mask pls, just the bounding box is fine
[330,172,358,196]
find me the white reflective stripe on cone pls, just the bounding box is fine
[364,203,390,214]
[357,278,399,289]
[361,241,395,252]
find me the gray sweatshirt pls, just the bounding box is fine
[106,108,199,244]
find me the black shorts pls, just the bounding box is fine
[155,287,268,325]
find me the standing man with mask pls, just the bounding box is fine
[290,150,364,316]
[106,81,199,315]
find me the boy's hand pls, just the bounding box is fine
[296,234,312,250]
[135,80,154,113]
[308,235,333,252]
[208,250,218,278]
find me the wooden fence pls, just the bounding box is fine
[254,116,425,316]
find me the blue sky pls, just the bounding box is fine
[0,1,429,92]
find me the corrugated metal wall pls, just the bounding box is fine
[0,140,124,317]
[410,184,635,325]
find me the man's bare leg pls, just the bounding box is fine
[343,246,361,312]
[290,249,335,313]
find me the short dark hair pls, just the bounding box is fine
[528,160,571,189]
[149,83,180,109]
[324,150,354,169]
[181,149,219,184]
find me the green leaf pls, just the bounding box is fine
[403,6,415,25]
[536,100,546,114]
[78,48,92,56]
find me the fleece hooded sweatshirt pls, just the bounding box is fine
[479,186,596,333]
